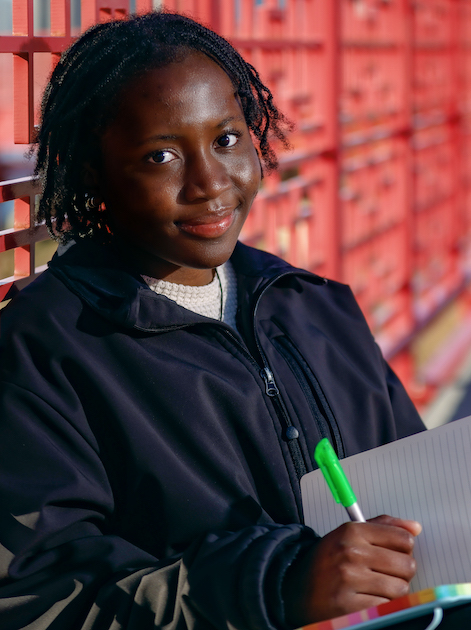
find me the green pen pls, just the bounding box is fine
[314,438,366,522]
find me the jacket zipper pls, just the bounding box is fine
[214,320,307,480]
[273,335,345,459]
[260,366,279,396]
[249,272,323,480]
[138,269,326,481]
[259,366,307,480]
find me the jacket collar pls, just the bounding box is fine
[48,239,325,331]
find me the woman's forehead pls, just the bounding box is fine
[122,52,233,100]
[108,53,244,136]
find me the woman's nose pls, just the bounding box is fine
[181,151,232,202]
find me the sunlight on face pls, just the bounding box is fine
[97,52,262,285]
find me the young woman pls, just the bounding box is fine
[0,11,428,630]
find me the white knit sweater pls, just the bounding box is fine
[142,261,238,330]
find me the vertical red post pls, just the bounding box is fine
[13,0,34,144]
[12,0,29,36]
[135,0,154,14]
[51,0,68,37]
[13,53,31,144]
[13,197,32,278]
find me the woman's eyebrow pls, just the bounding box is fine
[138,134,180,146]
[217,115,245,128]
[137,115,246,146]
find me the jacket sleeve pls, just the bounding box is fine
[0,380,317,630]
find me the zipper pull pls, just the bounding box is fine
[261,367,279,397]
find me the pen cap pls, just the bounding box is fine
[314,438,357,508]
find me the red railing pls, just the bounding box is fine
[0,0,150,301]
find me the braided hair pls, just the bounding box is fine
[34,11,292,242]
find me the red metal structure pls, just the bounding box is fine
[2,0,471,408]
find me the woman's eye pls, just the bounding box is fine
[217,133,238,148]
[147,150,175,164]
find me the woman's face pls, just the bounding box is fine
[97,51,262,285]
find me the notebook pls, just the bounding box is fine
[300,583,471,630]
[299,415,471,628]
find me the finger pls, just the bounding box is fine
[369,515,422,536]
[347,558,413,601]
[324,521,416,559]
[365,570,411,600]
[367,546,417,582]
[361,522,417,554]
[328,575,409,618]
[336,529,417,581]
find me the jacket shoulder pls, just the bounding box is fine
[0,269,83,339]
[232,242,327,285]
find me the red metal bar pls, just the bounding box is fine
[13,53,30,143]
[51,0,72,37]
[12,0,29,36]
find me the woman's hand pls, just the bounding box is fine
[283,515,422,627]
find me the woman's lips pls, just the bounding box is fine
[177,211,235,238]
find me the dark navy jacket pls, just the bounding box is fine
[0,240,425,630]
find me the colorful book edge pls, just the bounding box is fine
[298,583,471,630]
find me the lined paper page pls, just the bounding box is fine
[301,416,471,592]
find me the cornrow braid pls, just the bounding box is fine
[34,11,292,242]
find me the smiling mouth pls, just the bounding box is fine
[177,210,236,238]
